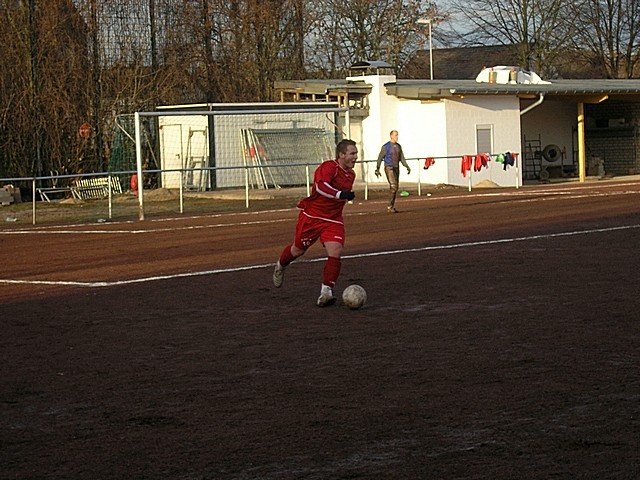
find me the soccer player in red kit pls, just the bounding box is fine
[273,139,358,307]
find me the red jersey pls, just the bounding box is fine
[296,159,356,224]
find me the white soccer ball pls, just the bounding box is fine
[342,284,367,310]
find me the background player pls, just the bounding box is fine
[375,129,411,213]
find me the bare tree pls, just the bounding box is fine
[0,1,33,177]
[0,0,464,182]
[307,0,440,76]
[570,0,640,78]
[0,0,93,179]
[443,0,576,78]
[213,0,311,100]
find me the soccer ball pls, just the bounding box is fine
[342,284,367,310]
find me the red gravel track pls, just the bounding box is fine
[1,180,639,479]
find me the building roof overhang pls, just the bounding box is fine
[274,78,640,103]
[385,79,640,103]
[273,79,373,96]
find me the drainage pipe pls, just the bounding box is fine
[520,93,545,116]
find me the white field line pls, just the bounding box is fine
[404,187,639,203]
[0,217,292,235]
[1,223,638,288]
[2,187,638,236]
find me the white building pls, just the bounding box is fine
[151,62,640,191]
[275,61,640,188]
[342,69,523,188]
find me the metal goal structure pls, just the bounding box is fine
[133,103,348,219]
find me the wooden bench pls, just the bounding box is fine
[72,177,123,200]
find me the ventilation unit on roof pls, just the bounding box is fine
[475,66,550,85]
[349,60,395,77]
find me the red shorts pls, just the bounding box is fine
[294,212,345,250]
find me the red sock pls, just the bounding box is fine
[322,256,341,288]
[279,244,296,267]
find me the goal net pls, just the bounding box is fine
[137,104,347,191]
[242,127,334,189]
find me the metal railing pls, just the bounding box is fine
[1,155,518,225]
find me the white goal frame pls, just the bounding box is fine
[134,105,350,220]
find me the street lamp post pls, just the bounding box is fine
[417,18,433,80]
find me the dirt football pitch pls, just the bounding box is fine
[1,179,639,479]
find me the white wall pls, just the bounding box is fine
[159,115,208,189]
[520,99,577,166]
[350,75,399,175]
[396,99,449,186]
[356,75,453,186]
[358,82,523,188]
[444,96,522,187]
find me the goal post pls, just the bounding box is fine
[134,104,349,220]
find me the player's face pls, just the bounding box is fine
[340,146,358,170]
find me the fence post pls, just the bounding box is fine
[245,165,250,209]
[364,160,369,201]
[107,173,113,219]
[32,178,37,225]
[179,167,185,214]
[134,111,145,221]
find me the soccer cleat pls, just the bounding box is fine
[273,261,285,288]
[387,206,399,213]
[317,285,336,307]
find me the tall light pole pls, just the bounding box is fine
[417,19,433,80]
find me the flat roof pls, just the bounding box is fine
[273,79,373,96]
[386,79,640,102]
[156,101,341,111]
[274,78,640,102]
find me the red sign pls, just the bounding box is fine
[79,123,91,138]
